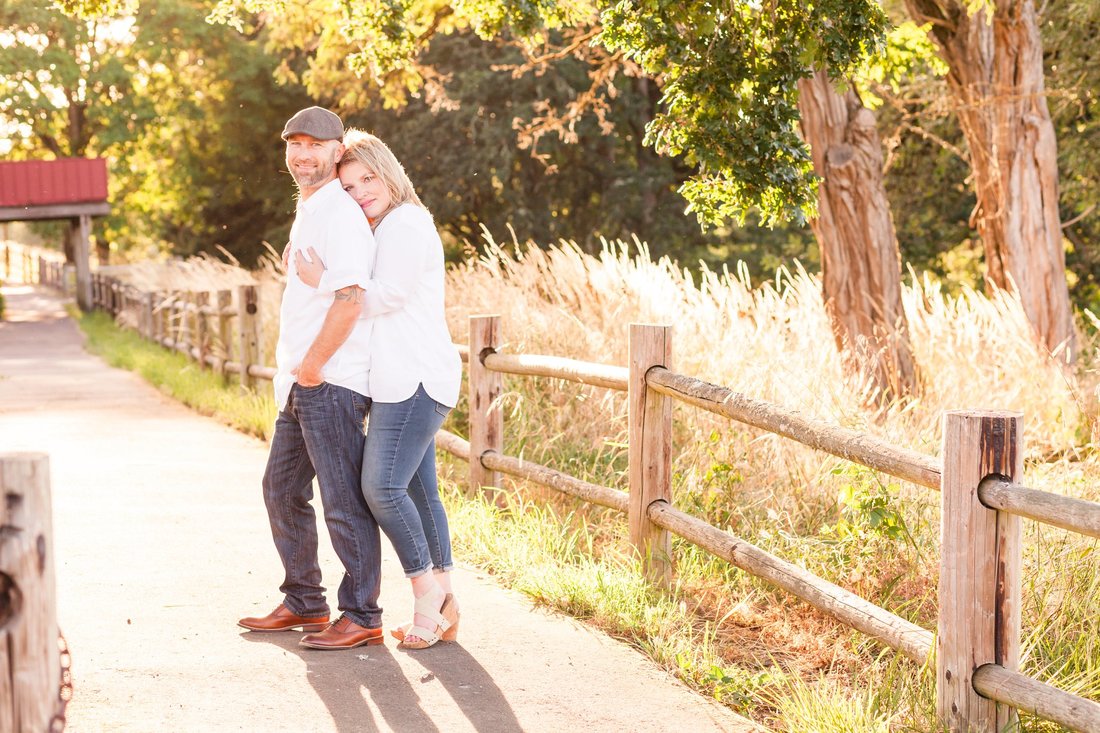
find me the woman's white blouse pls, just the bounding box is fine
[357,203,461,407]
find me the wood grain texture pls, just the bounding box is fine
[973,664,1100,733]
[979,477,1100,540]
[938,410,1023,732]
[0,453,59,733]
[469,315,504,502]
[236,285,260,392]
[628,324,672,586]
[483,352,628,392]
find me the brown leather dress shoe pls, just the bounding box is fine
[299,615,384,650]
[238,604,329,632]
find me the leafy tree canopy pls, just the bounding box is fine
[204,0,888,227]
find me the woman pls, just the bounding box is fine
[296,130,462,649]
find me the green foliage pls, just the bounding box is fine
[674,651,786,711]
[102,0,313,263]
[818,466,914,568]
[208,0,888,228]
[2,0,313,263]
[1044,1,1100,314]
[600,0,888,226]
[350,31,719,260]
[0,1,145,158]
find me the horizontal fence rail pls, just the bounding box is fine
[973,665,1100,732]
[646,367,943,490]
[35,273,1100,733]
[483,352,629,391]
[979,477,1100,540]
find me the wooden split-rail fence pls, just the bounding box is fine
[16,257,1100,732]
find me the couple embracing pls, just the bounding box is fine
[238,106,462,651]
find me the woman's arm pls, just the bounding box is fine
[295,207,439,318]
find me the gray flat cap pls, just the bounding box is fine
[281,106,344,141]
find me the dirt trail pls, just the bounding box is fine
[0,284,761,733]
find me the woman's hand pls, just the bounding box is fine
[294,247,327,288]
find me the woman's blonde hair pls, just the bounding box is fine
[338,129,425,224]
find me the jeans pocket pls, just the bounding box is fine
[296,381,328,394]
[433,402,451,419]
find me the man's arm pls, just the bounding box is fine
[294,285,364,386]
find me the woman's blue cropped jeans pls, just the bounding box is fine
[362,384,453,578]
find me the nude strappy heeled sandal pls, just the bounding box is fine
[396,592,459,649]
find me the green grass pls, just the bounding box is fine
[438,478,795,717]
[75,309,275,439]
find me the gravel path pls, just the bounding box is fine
[0,283,761,733]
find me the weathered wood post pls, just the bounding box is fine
[628,324,673,586]
[0,453,60,732]
[938,410,1023,732]
[179,292,194,360]
[165,295,178,351]
[195,292,209,367]
[70,215,92,311]
[153,295,167,347]
[237,285,260,392]
[469,315,503,503]
[141,292,155,341]
[216,290,233,380]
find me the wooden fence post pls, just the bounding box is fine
[153,295,166,346]
[216,290,233,380]
[165,295,178,351]
[628,324,673,586]
[0,453,60,733]
[179,292,193,360]
[939,410,1023,732]
[195,292,209,367]
[237,285,260,392]
[141,292,154,340]
[469,315,503,502]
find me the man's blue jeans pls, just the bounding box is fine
[262,382,382,628]
[362,384,453,578]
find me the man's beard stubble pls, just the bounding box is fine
[291,156,336,189]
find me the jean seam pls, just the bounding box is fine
[413,461,445,567]
[271,405,326,617]
[366,388,432,574]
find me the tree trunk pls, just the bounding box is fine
[905,0,1076,360]
[797,69,919,400]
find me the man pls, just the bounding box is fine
[238,106,383,649]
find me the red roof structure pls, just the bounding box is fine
[0,158,110,220]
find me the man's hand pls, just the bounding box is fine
[295,284,364,387]
[292,365,324,388]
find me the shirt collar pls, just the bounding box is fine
[298,178,344,214]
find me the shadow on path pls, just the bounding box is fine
[241,632,522,733]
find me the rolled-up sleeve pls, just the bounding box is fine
[315,205,375,294]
